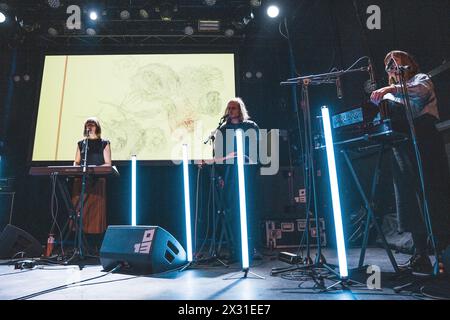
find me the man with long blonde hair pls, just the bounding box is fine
[214,97,261,262]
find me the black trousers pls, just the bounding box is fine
[392,113,450,254]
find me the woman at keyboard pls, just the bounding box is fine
[72,117,112,253]
[370,50,450,274]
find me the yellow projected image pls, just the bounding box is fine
[32,53,236,161]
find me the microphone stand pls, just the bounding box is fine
[274,67,369,290]
[188,117,230,268]
[396,66,439,276]
[67,131,89,265]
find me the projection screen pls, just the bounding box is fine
[32,53,236,161]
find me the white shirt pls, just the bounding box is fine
[383,73,439,119]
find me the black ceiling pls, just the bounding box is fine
[0,0,301,46]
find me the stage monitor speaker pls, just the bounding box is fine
[0,224,43,259]
[100,225,187,274]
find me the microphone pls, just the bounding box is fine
[84,128,91,137]
[219,114,229,124]
[385,58,396,72]
[364,59,378,93]
[336,77,343,99]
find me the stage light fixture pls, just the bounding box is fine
[47,0,61,9]
[250,0,262,7]
[120,10,130,20]
[267,5,279,18]
[224,28,234,37]
[321,106,348,279]
[236,129,250,270]
[89,11,98,21]
[48,27,58,36]
[139,9,149,19]
[184,25,194,35]
[0,11,5,23]
[131,155,137,226]
[13,75,20,82]
[198,20,220,32]
[86,27,96,35]
[182,144,193,263]
[23,74,30,82]
[204,0,216,6]
[255,71,263,79]
[245,71,253,79]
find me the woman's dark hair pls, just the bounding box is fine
[83,117,101,137]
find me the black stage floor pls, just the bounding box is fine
[1,248,449,301]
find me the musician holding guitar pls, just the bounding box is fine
[72,117,112,252]
[370,51,450,273]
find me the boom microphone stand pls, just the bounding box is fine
[394,63,439,276]
[274,67,369,290]
[187,116,231,268]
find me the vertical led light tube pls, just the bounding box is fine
[236,129,250,269]
[131,155,137,226]
[321,106,348,278]
[182,144,193,262]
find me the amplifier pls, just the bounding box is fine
[262,218,326,249]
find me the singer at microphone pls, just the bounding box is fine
[214,97,261,263]
[72,117,112,236]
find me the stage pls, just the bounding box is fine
[1,248,448,301]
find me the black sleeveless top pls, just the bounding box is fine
[77,138,110,166]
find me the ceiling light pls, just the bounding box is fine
[139,9,149,19]
[267,5,279,18]
[184,25,194,36]
[86,27,96,35]
[224,28,235,37]
[47,0,61,9]
[48,27,58,36]
[89,11,98,21]
[120,10,130,20]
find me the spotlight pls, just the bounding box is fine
[267,5,279,18]
[48,27,58,36]
[120,10,130,20]
[204,0,216,5]
[250,0,262,7]
[184,25,194,36]
[255,71,263,79]
[23,74,30,82]
[13,75,21,82]
[0,11,5,24]
[224,28,235,37]
[86,27,96,35]
[89,11,98,21]
[139,9,149,19]
[245,71,253,79]
[47,0,61,9]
